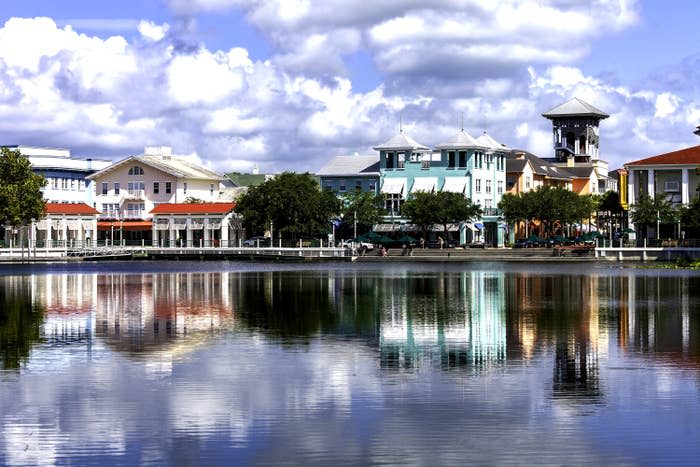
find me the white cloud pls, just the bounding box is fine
[654,92,680,119]
[138,20,170,41]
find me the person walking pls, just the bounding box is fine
[438,236,444,249]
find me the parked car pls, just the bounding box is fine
[338,240,374,251]
[243,236,271,247]
[426,239,455,248]
[513,238,537,248]
[467,241,486,249]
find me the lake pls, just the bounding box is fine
[1,261,699,466]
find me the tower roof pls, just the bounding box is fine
[435,129,482,149]
[542,97,609,119]
[373,131,429,151]
[476,131,509,151]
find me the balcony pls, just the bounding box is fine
[124,189,145,199]
[99,211,121,220]
[555,141,575,153]
[123,210,147,220]
[481,208,501,217]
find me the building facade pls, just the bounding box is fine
[7,145,111,205]
[150,202,244,248]
[87,146,226,243]
[318,155,380,194]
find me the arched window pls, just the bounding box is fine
[128,166,144,176]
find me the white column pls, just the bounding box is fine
[169,217,176,247]
[221,215,230,246]
[61,218,68,246]
[91,218,97,245]
[647,169,655,199]
[152,220,158,247]
[186,218,192,247]
[203,218,210,246]
[627,170,636,206]
[681,168,690,205]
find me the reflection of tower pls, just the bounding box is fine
[467,271,506,366]
[553,340,600,400]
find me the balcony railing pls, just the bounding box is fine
[125,189,145,199]
[555,141,575,153]
[481,208,501,217]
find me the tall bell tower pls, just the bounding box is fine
[542,97,609,165]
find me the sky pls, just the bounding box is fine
[1,0,699,174]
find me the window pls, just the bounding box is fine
[386,152,394,170]
[484,199,493,209]
[369,180,376,192]
[410,152,419,163]
[165,182,172,194]
[70,179,76,190]
[355,179,362,191]
[127,181,145,195]
[323,182,332,191]
[114,182,120,195]
[458,151,467,168]
[153,182,159,194]
[497,180,503,194]
[184,182,188,194]
[664,181,680,192]
[476,179,481,193]
[506,177,515,189]
[339,179,347,192]
[52,178,59,189]
[486,180,492,193]
[448,151,456,168]
[210,183,215,196]
[397,152,405,169]
[102,182,108,195]
[128,166,144,176]
[525,176,531,190]
[384,193,403,215]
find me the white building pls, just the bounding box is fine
[5,145,111,205]
[87,146,226,243]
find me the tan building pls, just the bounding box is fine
[506,150,572,194]
[87,146,226,243]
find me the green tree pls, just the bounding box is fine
[236,172,341,239]
[184,196,204,203]
[0,148,46,246]
[401,191,481,238]
[340,190,385,236]
[630,193,676,238]
[680,195,700,237]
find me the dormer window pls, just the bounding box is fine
[128,166,144,176]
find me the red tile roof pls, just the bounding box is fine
[45,203,100,215]
[626,145,700,166]
[150,202,236,215]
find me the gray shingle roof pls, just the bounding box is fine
[373,131,429,151]
[542,97,609,119]
[476,132,509,151]
[435,129,481,149]
[317,155,380,176]
[506,150,573,181]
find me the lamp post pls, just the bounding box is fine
[354,210,357,240]
[656,210,660,240]
[110,221,114,246]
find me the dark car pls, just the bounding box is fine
[426,239,455,248]
[513,238,537,248]
[243,236,271,247]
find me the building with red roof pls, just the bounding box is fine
[148,202,243,247]
[27,202,100,248]
[624,144,700,208]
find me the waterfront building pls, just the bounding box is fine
[371,128,508,246]
[624,143,700,237]
[542,98,617,195]
[317,155,380,194]
[6,145,111,205]
[32,202,100,247]
[87,146,226,243]
[149,202,244,247]
[505,150,572,194]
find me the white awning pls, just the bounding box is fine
[411,177,437,193]
[442,177,468,194]
[381,177,406,195]
[465,222,477,232]
[373,224,396,232]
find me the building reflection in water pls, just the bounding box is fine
[2,269,700,383]
[378,271,507,372]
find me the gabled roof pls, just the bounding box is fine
[542,97,609,119]
[563,166,596,178]
[317,155,380,176]
[150,202,236,215]
[476,132,509,151]
[625,145,700,166]
[45,203,100,215]
[435,129,481,149]
[87,154,224,181]
[373,131,429,151]
[506,150,572,181]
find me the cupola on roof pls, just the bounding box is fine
[435,129,481,149]
[373,130,429,151]
[476,131,509,151]
[542,97,609,119]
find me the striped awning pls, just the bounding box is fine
[411,177,437,193]
[442,177,468,194]
[381,178,406,195]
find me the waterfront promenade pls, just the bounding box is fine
[2,243,700,262]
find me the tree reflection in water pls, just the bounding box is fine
[0,277,44,370]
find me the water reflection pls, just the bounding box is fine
[1,267,700,464]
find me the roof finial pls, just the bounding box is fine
[461,112,464,132]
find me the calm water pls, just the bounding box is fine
[1,261,699,466]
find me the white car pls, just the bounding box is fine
[243,236,271,247]
[338,240,374,250]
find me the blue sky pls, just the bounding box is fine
[0,0,699,173]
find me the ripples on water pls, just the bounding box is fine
[0,261,699,465]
